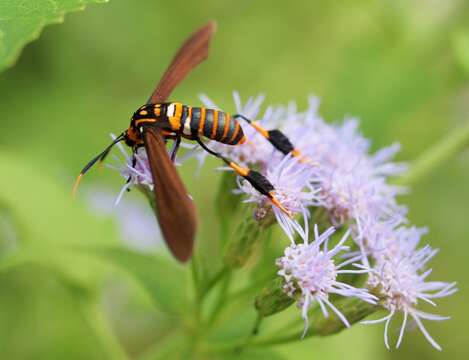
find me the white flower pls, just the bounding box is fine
[277,226,377,336]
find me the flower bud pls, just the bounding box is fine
[223,214,261,268]
[310,298,378,336]
[254,278,295,317]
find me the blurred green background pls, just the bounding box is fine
[0,0,468,359]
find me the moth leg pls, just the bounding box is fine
[233,113,314,164]
[125,150,138,187]
[170,136,182,163]
[195,138,291,216]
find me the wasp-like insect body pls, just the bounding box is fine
[74,21,305,262]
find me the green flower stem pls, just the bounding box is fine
[396,120,469,186]
[206,270,232,326]
[237,314,264,351]
[191,256,203,325]
[200,266,231,299]
[191,256,201,293]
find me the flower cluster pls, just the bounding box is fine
[199,93,456,350]
[108,92,456,351]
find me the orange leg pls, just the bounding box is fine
[196,138,292,217]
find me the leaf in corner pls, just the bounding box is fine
[0,0,108,72]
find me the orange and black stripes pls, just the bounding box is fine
[177,105,245,145]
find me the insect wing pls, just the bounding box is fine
[148,21,217,104]
[143,127,197,262]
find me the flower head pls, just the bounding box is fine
[277,226,377,336]
[291,109,407,230]
[362,230,457,350]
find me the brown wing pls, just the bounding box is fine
[143,127,197,262]
[148,21,217,104]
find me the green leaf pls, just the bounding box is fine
[0,0,108,72]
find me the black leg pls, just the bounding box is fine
[126,151,138,185]
[170,136,182,162]
[233,113,300,158]
[196,138,291,216]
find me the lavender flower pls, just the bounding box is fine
[276,225,377,336]
[288,104,408,231]
[360,229,457,350]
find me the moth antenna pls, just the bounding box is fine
[72,134,125,198]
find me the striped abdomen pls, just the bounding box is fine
[173,104,245,145]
